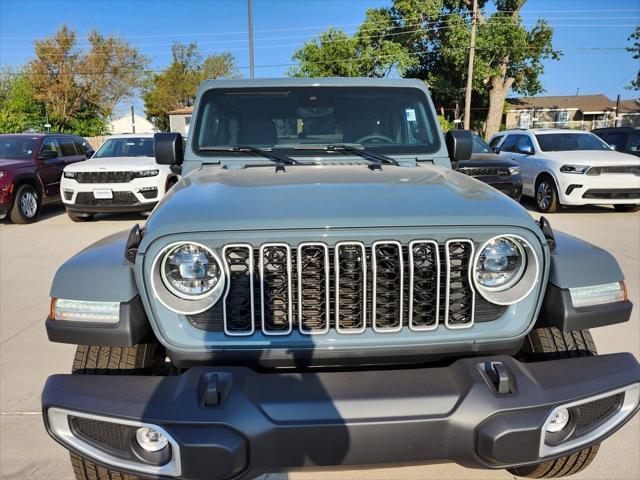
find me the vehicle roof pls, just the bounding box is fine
[104,133,155,139]
[0,133,84,138]
[199,77,427,91]
[592,127,639,132]
[497,128,594,135]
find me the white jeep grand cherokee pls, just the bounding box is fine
[489,129,640,213]
[61,134,179,221]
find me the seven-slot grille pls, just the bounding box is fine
[75,171,135,183]
[586,165,640,176]
[458,166,511,177]
[193,240,505,335]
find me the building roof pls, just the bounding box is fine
[167,107,194,115]
[506,94,616,113]
[618,99,640,113]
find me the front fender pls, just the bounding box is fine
[539,231,631,331]
[48,231,151,346]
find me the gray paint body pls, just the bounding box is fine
[48,78,628,351]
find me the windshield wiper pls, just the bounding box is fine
[199,145,299,167]
[290,143,398,169]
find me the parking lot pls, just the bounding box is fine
[0,202,638,480]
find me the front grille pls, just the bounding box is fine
[189,239,507,335]
[586,165,640,176]
[572,392,624,433]
[459,167,510,177]
[76,171,135,183]
[582,189,640,200]
[75,191,138,206]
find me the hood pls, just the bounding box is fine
[459,153,519,168]
[143,164,538,241]
[65,156,159,171]
[541,150,640,165]
[0,158,34,172]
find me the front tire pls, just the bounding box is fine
[535,177,560,213]
[69,344,163,480]
[508,327,599,478]
[9,184,41,224]
[614,205,640,213]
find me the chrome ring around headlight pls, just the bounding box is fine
[472,235,540,306]
[151,241,226,315]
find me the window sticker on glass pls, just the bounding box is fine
[405,108,417,122]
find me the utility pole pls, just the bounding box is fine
[131,105,136,134]
[248,0,255,79]
[615,94,621,127]
[463,0,478,130]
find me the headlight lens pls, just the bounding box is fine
[51,298,120,323]
[161,243,222,299]
[560,164,589,174]
[475,237,526,291]
[132,169,159,178]
[63,170,77,179]
[508,166,520,175]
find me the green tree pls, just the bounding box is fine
[626,26,640,91]
[143,43,240,131]
[0,72,46,133]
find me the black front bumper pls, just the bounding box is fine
[42,354,640,480]
[65,201,158,213]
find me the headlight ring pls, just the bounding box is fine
[472,235,539,305]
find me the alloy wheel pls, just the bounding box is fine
[20,191,38,218]
[536,182,551,211]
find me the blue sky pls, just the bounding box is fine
[1,0,638,116]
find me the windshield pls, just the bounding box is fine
[535,133,610,152]
[472,135,492,154]
[0,136,38,160]
[94,137,154,158]
[194,87,440,156]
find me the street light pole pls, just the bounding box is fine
[463,0,477,130]
[248,0,255,79]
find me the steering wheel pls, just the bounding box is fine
[355,134,395,145]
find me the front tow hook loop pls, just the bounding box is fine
[482,361,514,395]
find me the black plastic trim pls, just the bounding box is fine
[538,284,632,331]
[66,202,157,213]
[46,295,150,347]
[42,354,640,480]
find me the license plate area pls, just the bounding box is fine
[93,189,113,199]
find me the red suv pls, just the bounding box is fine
[0,134,94,223]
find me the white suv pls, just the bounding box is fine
[61,134,179,221]
[489,129,640,213]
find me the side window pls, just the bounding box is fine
[40,138,62,157]
[627,133,640,153]
[59,137,78,156]
[489,135,503,149]
[602,132,625,151]
[73,139,86,155]
[499,135,519,153]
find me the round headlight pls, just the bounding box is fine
[473,235,539,306]
[475,237,526,291]
[161,243,222,299]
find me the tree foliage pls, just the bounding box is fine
[142,43,240,131]
[289,0,560,137]
[626,26,640,91]
[0,71,46,133]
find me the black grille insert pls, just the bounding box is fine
[446,241,475,327]
[373,242,403,331]
[223,246,254,334]
[75,191,138,206]
[409,241,439,330]
[298,244,330,333]
[76,171,134,183]
[260,245,292,333]
[69,416,132,453]
[336,243,367,332]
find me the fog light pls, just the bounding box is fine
[135,427,168,452]
[545,408,570,433]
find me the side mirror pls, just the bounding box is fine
[517,144,534,155]
[445,130,472,162]
[85,150,95,159]
[609,144,617,151]
[38,150,58,161]
[155,132,184,166]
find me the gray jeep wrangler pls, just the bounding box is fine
[43,78,639,480]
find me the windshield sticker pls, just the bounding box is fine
[405,108,417,122]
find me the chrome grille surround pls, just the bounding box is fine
[259,243,293,335]
[297,242,331,335]
[334,241,367,334]
[444,239,476,330]
[371,241,404,333]
[408,240,440,331]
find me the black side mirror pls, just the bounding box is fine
[39,150,58,161]
[85,150,95,158]
[155,132,184,166]
[446,130,472,162]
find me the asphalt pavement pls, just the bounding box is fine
[1,201,638,480]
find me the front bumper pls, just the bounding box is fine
[557,173,640,205]
[42,354,640,480]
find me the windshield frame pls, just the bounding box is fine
[534,132,611,152]
[93,137,155,159]
[191,86,442,158]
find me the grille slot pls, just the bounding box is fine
[75,191,138,206]
[572,393,624,433]
[372,241,403,332]
[459,167,510,177]
[409,240,440,330]
[76,171,134,183]
[298,243,330,334]
[586,165,640,176]
[223,245,255,335]
[445,240,475,329]
[260,244,293,335]
[335,242,367,333]
[69,416,131,452]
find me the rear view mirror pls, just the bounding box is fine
[39,150,58,161]
[155,132,184,166]
[446,130,472,162]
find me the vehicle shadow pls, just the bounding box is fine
[519,197,619,215]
